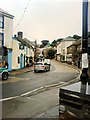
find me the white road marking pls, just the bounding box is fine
[0,96,19,102]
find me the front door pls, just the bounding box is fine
[20,54,23,69]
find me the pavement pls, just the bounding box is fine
[4,61,81,118]
[10,66,34,76]
[36,105,59,118]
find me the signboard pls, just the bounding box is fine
[82,53,88,68]
[82,1,89,68]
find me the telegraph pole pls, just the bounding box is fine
[80,0,89,85]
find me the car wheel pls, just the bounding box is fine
[45,67,47,72]
[34,70,37,73]
[2,72,8,80]
[48,67,50,71]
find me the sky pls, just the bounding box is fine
[0,0,83,44]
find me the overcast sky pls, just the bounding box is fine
[0,0,83,43]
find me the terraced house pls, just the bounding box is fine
[56,37,75,62]
[0,8,14,71]
[12,32,34,70]
[0,9,34,71]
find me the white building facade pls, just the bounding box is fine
[0,8,14,71]
[12,37,34,70]
[57,37,75,62]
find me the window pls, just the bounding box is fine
[0,33,2,46]
[24,46,26,52]
[26,57,28,63]
[18,57,20,64]
[0,33,4,46]
[19,43,24,50]
[26,47,28,54]
[0,16,4,28]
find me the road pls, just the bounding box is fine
[2,60,79,99]
[1,60,80,118]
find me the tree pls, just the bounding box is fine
[73,35,81,40]
[50,40,57,47]
[47,48,56,59]
[50,38,63,47]
[41,40,49,48]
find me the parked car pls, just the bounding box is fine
[34,62,50,73]
[44,59,51,66]
[0,67,9,80]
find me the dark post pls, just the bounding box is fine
[34,40,37,62]
[80,0,89,85]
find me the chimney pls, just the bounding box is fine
[17,32,23,40]
[14,34,17,38]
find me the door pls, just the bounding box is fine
[20,54,23,69]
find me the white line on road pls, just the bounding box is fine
[0,96,19,102]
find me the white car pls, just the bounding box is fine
[44,59,51,66]
[34,62,50,73]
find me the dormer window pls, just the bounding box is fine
[19,43,24,50]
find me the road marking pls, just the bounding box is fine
[0,96,19,102]
[21,87,44,97]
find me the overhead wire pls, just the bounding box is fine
[13,0,31,31]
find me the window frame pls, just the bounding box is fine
[0,33,4,46]
[0,16,4,29]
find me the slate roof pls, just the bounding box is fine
[0,8,14,19]
[63,37,76,41]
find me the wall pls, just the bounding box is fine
[12,38,25,69]
[12,38,34,69]
[57,40,75,61]
[12,39,20,69]
[4,17,13,48]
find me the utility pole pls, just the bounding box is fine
[80,0,89,86]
